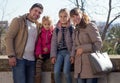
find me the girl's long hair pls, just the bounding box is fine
[70,8,90,29]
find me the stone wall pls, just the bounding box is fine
[0,55,120,83]
[0,56,11,71]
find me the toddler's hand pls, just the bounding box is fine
[43,47,48,52]
[39,54,43,59]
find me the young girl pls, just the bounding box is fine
[51,8,74,83]
[35,16,53,83]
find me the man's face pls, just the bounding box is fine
[29,7,43,20]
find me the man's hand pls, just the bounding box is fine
[9,57,16,67]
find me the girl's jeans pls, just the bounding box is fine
[54,50,72,83]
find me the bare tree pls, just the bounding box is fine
[0,26,5,54]
[0,0,8,54]
[0,0,8,21]
[69,0,120,41]
[76,0,80,8]
[80,0,85,12]
[101,0,120,40]
[69,0,86,12]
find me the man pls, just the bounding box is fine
[5,3,43,83]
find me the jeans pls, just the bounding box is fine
[12,58,35,83]
[77,78,97,83]
[54,50,72,83]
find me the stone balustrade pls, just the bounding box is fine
[0,55,120,83]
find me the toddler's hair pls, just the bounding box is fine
[42,16,52,25]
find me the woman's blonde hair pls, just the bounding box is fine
[42,16,52,25]
[70,8,90,28]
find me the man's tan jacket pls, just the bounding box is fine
[5,14,41,59]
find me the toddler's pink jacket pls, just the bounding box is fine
[35,27,53,58]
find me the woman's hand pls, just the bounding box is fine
[76,48,83,56]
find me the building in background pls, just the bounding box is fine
[0,21,8,55]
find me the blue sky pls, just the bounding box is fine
[0,0,120,24]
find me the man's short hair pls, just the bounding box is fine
[30,3,43,10]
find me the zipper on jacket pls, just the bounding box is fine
[21,20,28,57]
[46,30,48,45]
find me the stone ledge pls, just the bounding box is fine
[0,55,53,72]
[0,55,11,71]
[109,55,120,72]
[0,55,120,72]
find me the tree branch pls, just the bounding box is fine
[108,14,120,26]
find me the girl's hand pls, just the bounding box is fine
[76,48,83,56]
[51,57,56,64]
[70,56,74,64]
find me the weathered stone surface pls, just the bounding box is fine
[0,56,12,71]
[1,55,120,83]
[1,55,120,72]
[109,55,120,72]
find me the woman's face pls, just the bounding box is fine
[70,13,82,26]
[59,12,69,24]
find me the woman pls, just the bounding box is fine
[70,8,103,83]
